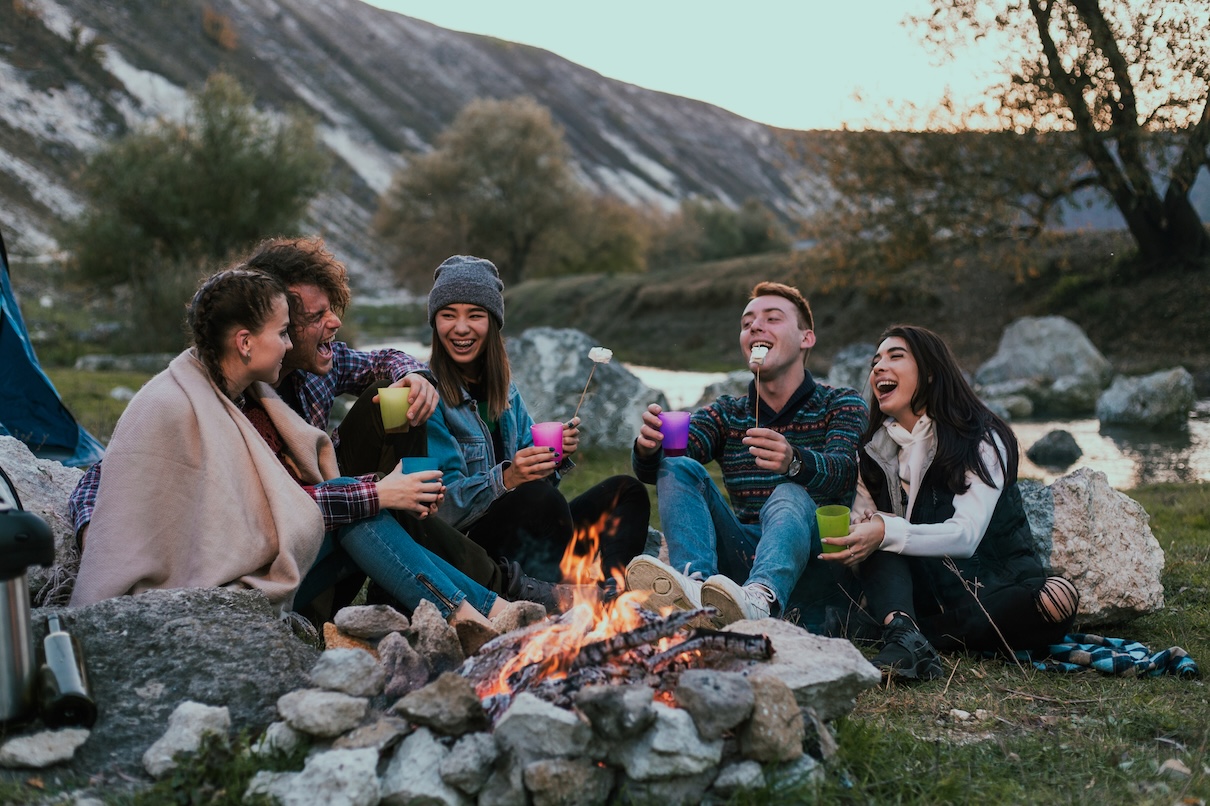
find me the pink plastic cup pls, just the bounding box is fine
[658,411,691,457]
[530,421,565,463]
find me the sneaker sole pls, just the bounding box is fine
[700,585,747,627]
[626,559,700,613]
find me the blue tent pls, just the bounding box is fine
[0,227,105,467]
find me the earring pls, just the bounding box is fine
[242,350,251,364]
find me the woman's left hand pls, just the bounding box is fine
[819,518,885,567]
[562,417,581,458]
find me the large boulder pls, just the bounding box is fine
[694,370,750,409]
[0,436,85,603]
[1025,430,1082,468]
[975,316,1113,415]
[507,328,667,451]
[824,343,875,397]
[21,589,320,778]
[1020,468,1164,627]
[1095,367,1196,430]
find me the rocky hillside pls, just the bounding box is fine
[0,0,813,290]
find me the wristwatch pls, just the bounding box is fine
[786,450,803,478]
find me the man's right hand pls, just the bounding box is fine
[376,464,444,518]
[634,403,665,458]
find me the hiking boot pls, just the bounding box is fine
[625,555,703,613]
[499,559,579,615]
[700,575,775,626]
[870,614,945,681]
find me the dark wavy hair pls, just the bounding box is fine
[862,324,1018,493]
[243,237,351,331]
[430,311,512,421]
[187,268,287,397]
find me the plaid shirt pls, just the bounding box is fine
[68,343,427,534]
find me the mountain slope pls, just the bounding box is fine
[0,0,814,289]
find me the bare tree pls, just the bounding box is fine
[915,0,1210,267]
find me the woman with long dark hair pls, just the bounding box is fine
[821,325,1079,681]
[423,256,650,597]
[72,268,507,634]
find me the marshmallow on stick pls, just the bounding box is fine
[749,345,769,365]
[573,346,613,420]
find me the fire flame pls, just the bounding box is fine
[477,510,654,699]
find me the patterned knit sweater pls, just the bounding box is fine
[634,374,868,523]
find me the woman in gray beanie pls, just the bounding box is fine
[423,255,650,595]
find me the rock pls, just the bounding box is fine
[695,370,750,408]
[332,715,411,751]
[0,436,84,603]
[249,721,304,757]
[38,588,317,776]
[824,342,876,395]
[1158,758,1192,780]
[379,631,433,697]
[1096,368,1196,430]
[738,676,804,763]
[573,684,655,740]
[1020,468,1165,625]
[720,619,880,721]
[393,672,489,736]
[439,732,499,795]
[609,702,724,781]
[276,689,368,738]
[982,393,1034,421]
[769,753,823,790]
[618,769,716,806]
[710,760,765,796]
[334,604,410,639]
[490,600,548,634]
[246,747,381,806]
[309,648,385,697]
[494,693,592,764]
[674,670,754,739]
[478,755,527,806]
[507,327,668,450]
[323,622,378,656]
[380,727,470,806]
[142,701,231,779]
[1026,430,1082,467]
[975,316,1112,415]
[0,728,90,768]
[73,353,175,373]
[524,757,616,806]
[406,599,464,674]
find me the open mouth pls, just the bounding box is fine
[749,341,772,364]
[318,338,334,359]
[875,379,898,397]
[450,338,476,353]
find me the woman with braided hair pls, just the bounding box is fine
[820,325,1079,681]
[71,268,507,633]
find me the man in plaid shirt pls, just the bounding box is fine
[68,237,535,602]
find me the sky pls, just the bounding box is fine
[363,0,1005,131]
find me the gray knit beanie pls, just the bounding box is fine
[427,255,505,327]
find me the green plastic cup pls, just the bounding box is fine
[379,387,410,434]
[816,505,850,553]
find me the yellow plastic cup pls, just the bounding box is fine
[816,505,850,553]
[378,387,410,434]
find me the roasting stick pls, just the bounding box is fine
[750,345,769,429]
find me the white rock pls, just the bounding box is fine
[711,760,765,795]
[249,721,304,757]
[439,732,499,795]
[309,648,385,697]
[493,692,591,763]
[246,747,381,806]
[334,604,410,639]
[0,728,90,768]
[610,702,724,781]
[380,727,470,806]
[276,689,368,738]
[142,701,230,779]
[1096,367,1196,429]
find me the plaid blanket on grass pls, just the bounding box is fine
[1015,633,1199,678]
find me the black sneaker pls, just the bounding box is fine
[870,614,945,681]
[499,558,581,615]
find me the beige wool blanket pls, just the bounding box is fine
[70,350,340,610]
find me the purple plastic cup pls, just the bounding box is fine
[530,421,565,463]
[658,411,691,457]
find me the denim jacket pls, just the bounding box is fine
[428,381,563,531]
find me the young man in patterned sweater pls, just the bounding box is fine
[627,281,869,625]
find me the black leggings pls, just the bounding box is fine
[859,551,1075,653]
[467,475,650,584]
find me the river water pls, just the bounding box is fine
[366,339,1210,489]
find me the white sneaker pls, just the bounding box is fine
[625,555,703,613]
[701,575,774,625]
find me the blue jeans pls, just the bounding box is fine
[655,457,819,612]
[296,480,497,619]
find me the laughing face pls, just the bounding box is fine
[282,283,341,377]
[246,295,293,386]
[434,303,491,370]
[870,336,923,430]
[740,294,814,378]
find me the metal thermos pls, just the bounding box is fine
[39,614,96,728]
[0,473,56,727]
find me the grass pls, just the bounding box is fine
[44,368,154,446]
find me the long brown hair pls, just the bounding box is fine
[430,311,512,420]
[862,324,1018,493]
[187,268,286,397]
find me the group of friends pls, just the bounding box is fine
[67,237,1080,682]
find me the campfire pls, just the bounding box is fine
[461,514,774,720]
